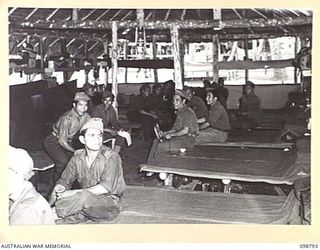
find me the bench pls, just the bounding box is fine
[109,185,300,224]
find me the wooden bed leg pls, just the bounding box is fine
[222,179,231,193]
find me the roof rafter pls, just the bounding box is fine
[251,9,268,19]
[46,8,60,21]
[81,9,97,21]
[9,8,17,16]
[181,9,187,20]
[25,8,38,20]
[121,10,133,21]
[232,9,243,19]
[164,9,171,21]
[110,9,122,21]
[96,9,110,21]
[145,11,153,21]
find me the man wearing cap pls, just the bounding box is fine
[183,86,208,121]
[49,118,126,224]
[91,91,127,151]
[157,89,199,153]
[43,92,91,183]
[195,89,231,144]
[9,146,55,225]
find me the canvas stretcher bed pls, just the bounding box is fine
[108,186,300,224]
[140,140,309,185]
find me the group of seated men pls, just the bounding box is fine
[129,78,262,152]
[11,88,129,224]
[10,117,126,225]
[9,78,263,225]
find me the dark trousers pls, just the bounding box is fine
[104,132,126,148]
[140,115,156,142]
[55,190,119,223]
[43,134,73,184]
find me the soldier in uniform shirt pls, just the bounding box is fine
[157,89,199,153]
[43,92,91,183]
[49,118,126,224]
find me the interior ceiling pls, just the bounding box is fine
[8,8,313,57]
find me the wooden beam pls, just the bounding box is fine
[244,39,249,82]
[181,9,187,20]
[251,9,268,19]
[213,9,221,20]
[232,9,243,19]
[66,38,76,47]
[96,9,110,21]
[145,11,153,21]
[111,21,118,114]
[170,25,183,89]
[17,38,26,48]
[164,9,171,21]
[46,9,60,21]
[15,16,312,30]
[8,8,17,16]
[152,35,158,83]
[72,9,78,21]
[81,9,97,21]
[25,8,38,20]
[121,10,133,21]
[49,38,60,47]
[212,35,219,83]
[89,41,99,51]
[110,9,122,21]
[201,142,294,149]
[136,9,144,26]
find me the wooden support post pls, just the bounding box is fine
[170,25,183,89]
[102,40,109,86]
[244,39,249,82]
[39,37,45,79]
[294,36,298,84]
[212,34,219,83]
[152,35,158,84]
[136,9,144,26]
[179,38,185,86]
[111,21,118,115]
[72,9,78,21]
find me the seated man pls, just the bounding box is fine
[183,86,208,122]
[196,89,231,144]
[91,91,130,152]
[237,81,262,130]
[43,92,91,183]
[157,89,199,153]
[132,84,158,142]
[9,146,55,225]
[49,118,126,224]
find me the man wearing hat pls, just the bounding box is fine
[49,118,126,223]
[9,146,55,225]
[183,86,208,120]
[91,91,127,152]
[157,89,199,153]
[43,92,91,184]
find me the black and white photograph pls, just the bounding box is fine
[7,7,312,228]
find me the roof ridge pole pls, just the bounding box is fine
[111,21,119,115]
[170,25,183,90]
